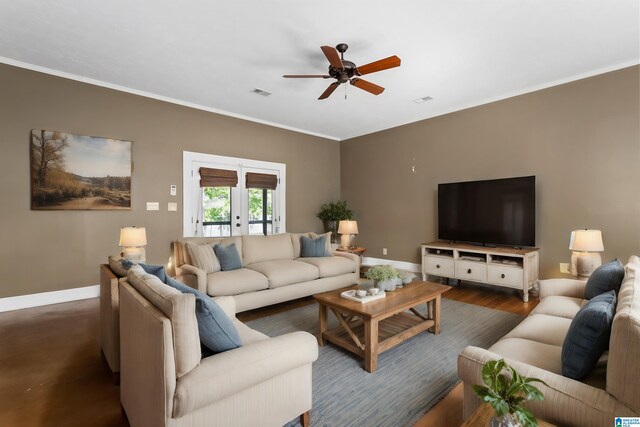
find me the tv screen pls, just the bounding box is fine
[438,176,535,247]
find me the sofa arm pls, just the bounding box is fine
[173,331,318,417]
[539,278,587,299]
[175,264,207,293]
[212,296,236,318]
[332,251,361,272]
[458,346,636,426]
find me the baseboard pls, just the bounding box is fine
[362,257,422,273]
[0,285,100,313]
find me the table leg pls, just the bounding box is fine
[430,295,442,334]
[364,319,378,373]
[318,303,327,346]
[427,300,434,319]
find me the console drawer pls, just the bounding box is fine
[424,256,454,277]
[487,265,524,289]
[455,261,487,282]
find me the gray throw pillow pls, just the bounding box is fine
[561,290,616,379]
[301,235,328,257]
[165,276,242,353]
[213,243,243,271]
[584,259,625,299]
[121,260,167,282]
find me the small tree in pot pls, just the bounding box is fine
[317,200,353,243]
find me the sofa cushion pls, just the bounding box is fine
[300,235,328,257]
[165,276,242,354]
[584,258,625,299]
[185,242,220,274]
[531,296,584,319]
[233,320,269,346]
[126,265,200,377]
[562,290,617,379]
[606,256,640,412]
[246,260,319,288]
[489,337,563,375]
[503,313,572,347]
[298,256,357,278]
[214,243,243,271]
[290,232,310,259]
[242,234,294,265]
[206,268,269,296]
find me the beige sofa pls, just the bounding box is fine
[173,232,359,312]
[458,255,639,426]
[120,264,318,427]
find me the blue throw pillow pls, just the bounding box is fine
[165,276,242,353]
[213,243,242,271]
[121,260,167,282]
[300,235,328,257]
[584,259,625,299]
[561,290,616,379]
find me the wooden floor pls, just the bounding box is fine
[0,280,537,427]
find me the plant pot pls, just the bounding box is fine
[490,414,519,427]
[402,276,413,285]
[394,277,403,289]
[322,220,337,243]
[376,279,396,292]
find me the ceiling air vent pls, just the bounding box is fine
[413,96,434,104]
[250,88,272,97]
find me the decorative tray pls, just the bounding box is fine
[340,290,386,303]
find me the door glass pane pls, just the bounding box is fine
[248,188,274,235]
[202,187,231,237]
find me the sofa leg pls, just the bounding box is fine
[300,410,310,427]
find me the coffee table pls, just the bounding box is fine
[313,280,451,373]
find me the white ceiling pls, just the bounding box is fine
[0,1,638,141]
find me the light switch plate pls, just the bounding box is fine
[170,185,177,196]
[559,263,570,274]
[146,202,159,211]
[168,202,178,212]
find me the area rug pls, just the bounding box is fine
[246,298,523,427]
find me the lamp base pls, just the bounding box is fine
[121,247,146,264]
[571,251,601,277]
[339,234,355,249]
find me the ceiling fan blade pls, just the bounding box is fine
[350,78,385,95]
[356,55,401,76]
[283,74,331,78]
[318,82,341,100]
[321,46,344,70]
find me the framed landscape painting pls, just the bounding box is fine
[30,129,132,210]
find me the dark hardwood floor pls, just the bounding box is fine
[0,280,536,427]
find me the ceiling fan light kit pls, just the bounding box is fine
[283,43,401,100]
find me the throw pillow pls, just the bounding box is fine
[300,235,329,257]
[584,259,625,299]
[309,231,332,256]
[185,242,220,274]
[121,260,167,282]
[165,276,242,353]
[561,290,616,379]
[108,255,129,278]
[213,243,243,271]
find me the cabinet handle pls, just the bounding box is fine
[467,268,472,274]
[436,264,440,269]
[501,273,506,279]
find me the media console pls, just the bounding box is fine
[421,241,540,302]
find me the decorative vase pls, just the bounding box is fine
[402,276,413,285]
[322,220,337,243]
[377,279,396,292]
[394,277,403,288]
[490,413,519,427]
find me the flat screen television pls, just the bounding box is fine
[438,176,535,247]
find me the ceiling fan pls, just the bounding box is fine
[283,43,401,100]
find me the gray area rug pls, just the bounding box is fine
[246,298,523,427]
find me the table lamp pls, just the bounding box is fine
[119,226,147,263]
[569,229,604,277]
[338,220,358,249]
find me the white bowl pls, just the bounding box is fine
[368,288,380,296]
[356,290,367,297]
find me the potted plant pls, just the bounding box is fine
[472,359,547,427]
[316,200,353,243]
[365,265,399,292]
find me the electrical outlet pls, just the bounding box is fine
[146,202,159,211]
[383,248,388,255]
[170,185,177,196]
[559,263,570,274]
[168,202,177,212]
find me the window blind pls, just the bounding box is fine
[199,168,238,188]
[245,172,278,190]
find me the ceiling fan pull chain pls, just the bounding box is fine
[345,83,347,100]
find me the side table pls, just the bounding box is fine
[336,246,366,277]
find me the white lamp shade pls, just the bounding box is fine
[119,226,147,247]
[569,229,604,252]
[338,220,358,235]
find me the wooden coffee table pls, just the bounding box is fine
[314,280,451,373]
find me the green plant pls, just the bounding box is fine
[365,265,399,282]
[472,359,547,426]
[316,200,353,222]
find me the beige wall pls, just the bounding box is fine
[0,64,340,298]
[341,66,640,278]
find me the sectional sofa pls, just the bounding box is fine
[172,232,359,312]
